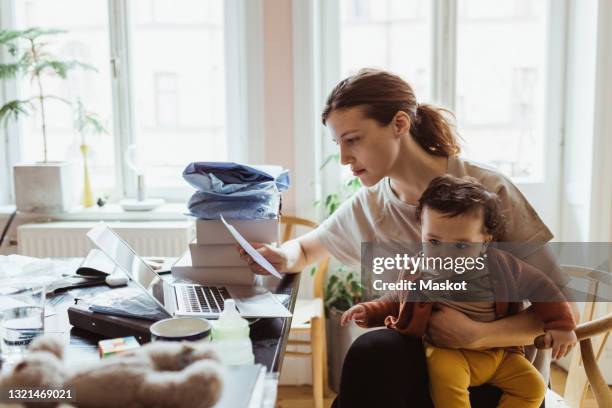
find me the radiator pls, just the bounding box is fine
[17,221,195,258]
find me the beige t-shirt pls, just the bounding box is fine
[315,155,561,280]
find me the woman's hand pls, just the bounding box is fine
[341,304,367,326]
[236,243,288,275]
[425,305,480,348]
[540,330,577,360]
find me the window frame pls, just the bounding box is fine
[0,0,262,205]
[314,0,568,232]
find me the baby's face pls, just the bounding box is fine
[420,206,490,261]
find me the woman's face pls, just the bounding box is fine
[326,107,404,187]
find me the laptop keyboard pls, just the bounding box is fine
[178,285,231,314]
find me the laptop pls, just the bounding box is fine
[86,223,291,319]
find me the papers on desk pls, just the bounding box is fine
[220,216,282,279]
[226,286,291,318]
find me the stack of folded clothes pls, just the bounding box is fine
[183,162,290,220]
[173,162,290,285]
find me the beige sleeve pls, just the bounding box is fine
[493,175,554,255]
[313,191,369,267]
[490,175,570,288]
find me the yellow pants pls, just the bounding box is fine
[425,345,546,408]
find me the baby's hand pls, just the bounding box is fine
[341,304,367,326]
[546,330,578,360]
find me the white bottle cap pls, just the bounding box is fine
[213,299,250,340]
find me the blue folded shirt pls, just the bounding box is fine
[183,162,290,192]
[182,162,290,220]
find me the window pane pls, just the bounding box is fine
[339,0,432,101]
[13,0,115,190]
[456,0,548,181]
[129,0,226,189]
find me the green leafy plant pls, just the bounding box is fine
[316,153,364,311]
[0,28,95,162]
[314,153,363,217]
[324,265,364,312]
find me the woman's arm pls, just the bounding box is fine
[239,229,331,274]
[426,305,545,349]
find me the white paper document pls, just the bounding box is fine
[228,285,292,318]
[220,215,283,279]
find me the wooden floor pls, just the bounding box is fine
[276,386,336,408]
[276,364,606,408]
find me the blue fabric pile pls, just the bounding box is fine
[183,162,290,220]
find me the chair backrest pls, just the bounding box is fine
[280,215,329,299]
[561,264,611,407]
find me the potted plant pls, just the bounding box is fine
[324,266,372,392]
[316,154,373,392]
[0,28,94,212]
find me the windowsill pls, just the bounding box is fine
[0,203,190,222]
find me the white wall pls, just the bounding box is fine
[560,0,612,243]
[556,0,612,384]
[559,0,598,242]
[589,0,612,242]
[260,0,319,386]
[262,0,298,218]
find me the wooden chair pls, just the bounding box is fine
[554,265,612,407]
[280,215,331,408]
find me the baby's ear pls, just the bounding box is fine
[483,234,493,246]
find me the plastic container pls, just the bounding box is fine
[211,299,255,365]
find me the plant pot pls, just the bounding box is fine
[326,306,375,393]
[13,162,76,213]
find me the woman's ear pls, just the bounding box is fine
[393,111,411,137]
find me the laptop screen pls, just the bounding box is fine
[86,223,176,315]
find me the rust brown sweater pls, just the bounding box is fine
[359,248,575,347]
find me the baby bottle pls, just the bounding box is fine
[211,299,255,365]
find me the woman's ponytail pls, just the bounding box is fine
[411,103,461,157]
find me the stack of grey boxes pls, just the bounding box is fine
[172,218,280,286]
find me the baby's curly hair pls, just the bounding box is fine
[415,175,505,239]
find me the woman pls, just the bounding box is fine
[239,69,579,408]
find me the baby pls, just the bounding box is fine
[342,175,576,408]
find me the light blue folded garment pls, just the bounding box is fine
[183,162,290,192]
[186,182,281,220]
[182,162,288,220]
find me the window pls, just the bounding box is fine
[337,0,432,180]
[2,0,236,204]
[129,0,226,190]
[340,0,432,101]
[335,0,556,183]
[13,0,115,190]
[154,73,179,128]
[456,0,548,181]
